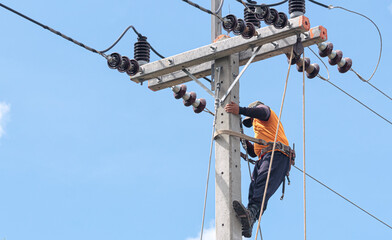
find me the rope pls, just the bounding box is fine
[293,166,392,230]
[302,51,307,240]
[199,84,221,240]
[181,0,224,21]
[254,47,294,240]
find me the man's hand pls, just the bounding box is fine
[224,102,240,115]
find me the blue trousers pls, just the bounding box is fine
[248,151,290,214]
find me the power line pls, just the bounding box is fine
[293,166,392,230]
[324,80,392,126]
[0,3,107,59]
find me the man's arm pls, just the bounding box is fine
[225,101,270,121]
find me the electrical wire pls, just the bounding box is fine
[181,0,224,21]
[322,80,392,126]
[301,51,307,240]
[199,95,219,240]
[238,0,289,7]
[216,0,225,14]
[0,3,107,58]
[331,6,382,83]
[308,1,383,83]
[293,166,392,230]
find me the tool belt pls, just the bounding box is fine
[214,129,295,161]
[260,141,295,160]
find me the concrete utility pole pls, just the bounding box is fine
[211,1,242,239]
[130,2,327,239]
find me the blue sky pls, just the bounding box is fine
[1,0,392,240]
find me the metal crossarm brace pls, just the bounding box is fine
[148,25,327,91]
[130,16,311,84]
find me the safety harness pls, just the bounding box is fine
[214,129,296,200]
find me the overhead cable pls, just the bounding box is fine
[0,3,107,58]
[308,1,383,83]
[323,80,392,126]
[293,166,392,230]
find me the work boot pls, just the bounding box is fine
[233,201,257,238]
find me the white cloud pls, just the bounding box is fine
[0,102,11,138]
[186,225,216,240]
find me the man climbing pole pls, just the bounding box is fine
[224,100,295,238]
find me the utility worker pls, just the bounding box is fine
[224,101,294,238]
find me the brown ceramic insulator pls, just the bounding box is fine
[274,12,288,29]
[193,98,207,113]
[107,53,122,69]
[319,42,333,57]
[264,8,278,25]
[296,57,310,72]
[241,22,256,39]
[328,50,343,66]
[255,5,270,21]
[183,92,196,106]
[306,63,320,79]
[173,84,187,99]
[338,58,352,73]
[117,56,131,73]
[223,14,238,32]
[126,59,140,76]
[233,19,246,35]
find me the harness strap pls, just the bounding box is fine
[214,129,295,157]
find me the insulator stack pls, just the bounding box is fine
[223,14,238,32]
[255,5,270,21]
[264,8,279,25]
[287,54,319,79]
[107,52,140,76]
[317,42,353,73]
[244,6,260,28]
[241,22,257,39]
[289,0,306,18]
[233,19,246,36]
[171,85,206,114]
[134,36,150,65]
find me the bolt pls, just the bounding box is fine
[210,46,217,52]
[168,59,174,65]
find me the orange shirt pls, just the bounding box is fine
[253,109,289,158]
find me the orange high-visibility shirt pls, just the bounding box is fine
[253,109,289,158]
